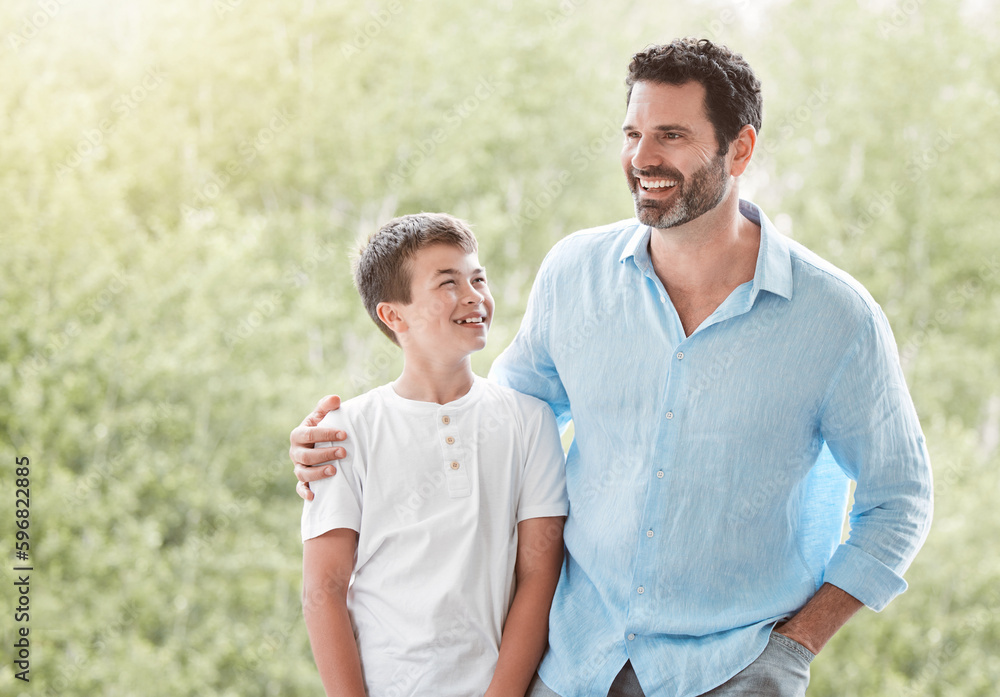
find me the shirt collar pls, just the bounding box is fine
[618,199,793,301]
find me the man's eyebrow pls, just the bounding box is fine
[621,123,694,134]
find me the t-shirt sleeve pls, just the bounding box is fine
[300,410,364,542]
[516,400,569,523]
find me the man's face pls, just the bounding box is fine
[389,243,494,360]
[621,80,731,230]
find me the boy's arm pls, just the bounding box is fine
[302,528,366,697]
[485,516,565,697]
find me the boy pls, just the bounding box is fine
[301,213,568,697]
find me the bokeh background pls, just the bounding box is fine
[2,0,999,695]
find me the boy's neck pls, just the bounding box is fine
[392,356,477,405]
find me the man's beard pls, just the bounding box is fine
[630,154,729,229]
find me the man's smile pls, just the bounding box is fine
[638,177,679,191]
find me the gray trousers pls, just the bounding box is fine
[526,630,814,697]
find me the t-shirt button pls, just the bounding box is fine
[450,461,460,470]
[446,436,455,444]
[441,416,451,425]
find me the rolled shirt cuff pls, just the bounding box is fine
[822,542,908,612]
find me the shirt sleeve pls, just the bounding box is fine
[819,308,933,611]
[516,400,569,523]
[300,410,364,542]
[489,250,573,431]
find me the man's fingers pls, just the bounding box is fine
[290,425,347,447]
[295,462,338,484]
[296,480,315,501]
[290,442,346,468]
[298,394,342,429]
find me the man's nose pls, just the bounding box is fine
[630,135,660,171]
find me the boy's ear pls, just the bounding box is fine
[376,301,407,335]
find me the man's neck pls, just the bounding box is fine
[648,194,761,335]
[392,355,476,405]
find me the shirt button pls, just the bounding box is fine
[656,471,664,478]
[628,633,636,641]
[445,436,455,444]
[676,351,684,360]
[441,416,451,425]
[659,296,666,304]
[665,411,673,419]
[450,461,460,470]
[646,530,654,538]
[637,586,645,595]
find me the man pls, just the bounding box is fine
[291,39,933,696]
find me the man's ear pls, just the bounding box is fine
[728,124,757,177]
[377,301,407,335]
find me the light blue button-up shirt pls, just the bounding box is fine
[490,200,933,696]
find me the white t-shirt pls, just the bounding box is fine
[301,376,568,697]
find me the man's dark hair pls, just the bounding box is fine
[353,212,478,345]
[625,38,762,155]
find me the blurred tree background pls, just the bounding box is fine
[0,0,997,694]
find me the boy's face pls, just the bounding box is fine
[382,243,494,361]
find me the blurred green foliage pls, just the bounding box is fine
[0,0,997,694]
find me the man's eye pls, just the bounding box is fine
[440,280,456,286]
[474,277,487,284]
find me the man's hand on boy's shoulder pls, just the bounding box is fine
[291,394,347,501]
